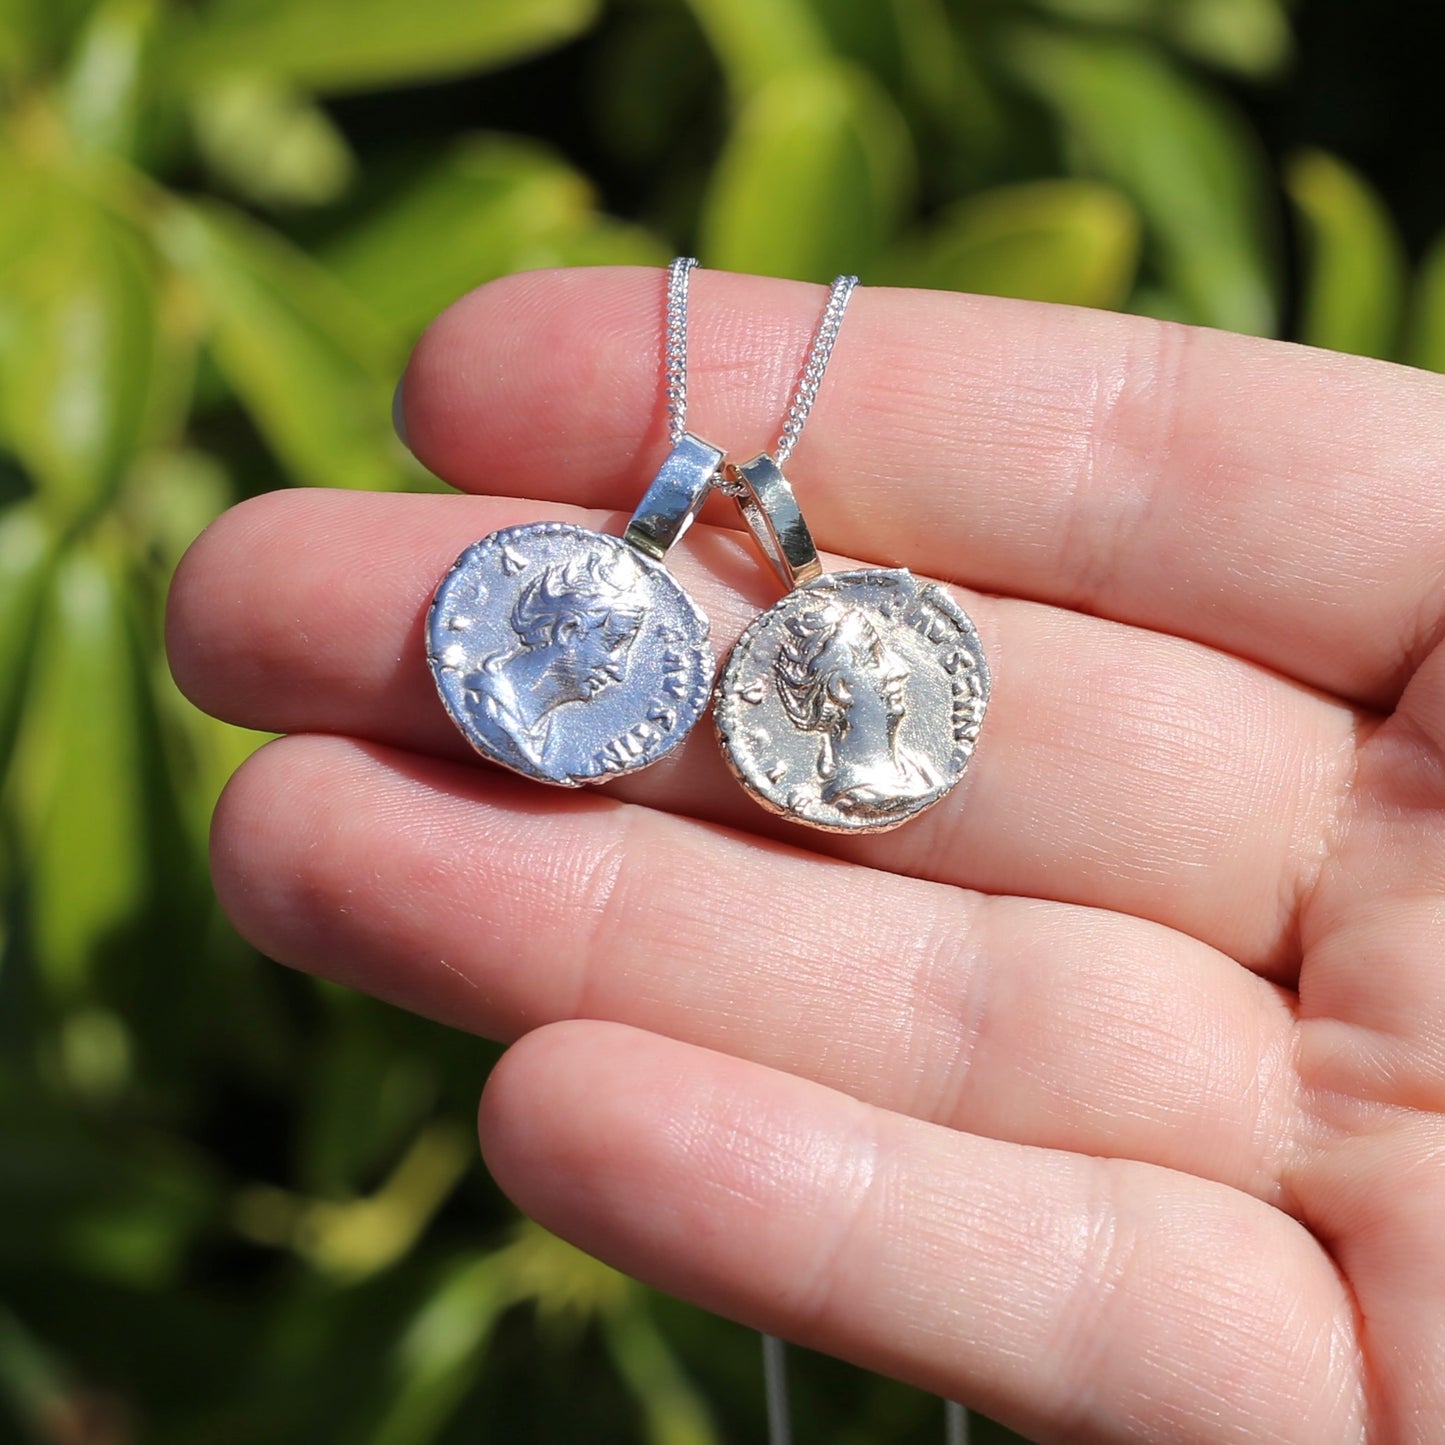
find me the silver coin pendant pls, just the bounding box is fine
[428,520,713,787]
[715,567,989,832]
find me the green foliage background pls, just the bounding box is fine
[0,0,1440,1440]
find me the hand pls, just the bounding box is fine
[167,268,1445,1442]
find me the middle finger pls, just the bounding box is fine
[170,487,1364,975]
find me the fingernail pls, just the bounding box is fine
[392,374,410,450]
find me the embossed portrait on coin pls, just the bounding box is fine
[460,552,645,774]
[774,601,941,819]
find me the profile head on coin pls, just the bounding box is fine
[775,599,940,818]
[496,550,645,713]
[428,522,713,787]
[715,568,989,833]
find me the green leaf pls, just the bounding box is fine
[324,136,597,337]
[232,1120,472,1280]
[123,447,268,857]
[0,180,158,522]
[59,0,158,159]
[361,1253,509,1445]
[298,995,439,1197]
[125,447,232,584]
[1023,0,1150,17]
[0,1099,221,1282]
[190,74,356,208]
[59,1145,216,1286]
[889,180,1140,309]
[1405,230,1445,375]
[1164,0,1291,78]
[540,217,670,271]
[587,5,718,169]
[1285,148,1406,361]
[891,0,956,112]
[0,142,49,283]
[1004,27,1278,335]
[158,200,403,490]
[0,12,24,82]
[682,0,827,94]
[604,1306,721,1445]
[170,0,600,95]
[890,0,1006,160]
[0,1305,73,1435]
[0,0,100,79]
[499,1219,632,1325]
[700,60,914,281]
[0,505,56,796]
[7,540,153,997]
[1022,0,1291,76]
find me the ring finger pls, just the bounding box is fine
[213,732,1300,1202]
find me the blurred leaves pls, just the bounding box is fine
[0,0,102,82]
[159,200,402,490]
[1408,231,1445,375]
[234,1121,474,1279]
[3,0,1444,1442]
[0,180,158,522]
[360,1225,688,1445]
[191,75,356,208]
[701,60,912,279]
[683,0,826,94]
[890,179,1140,308]
[362,1253,512,1445]
[1004,27,1277,333]
[0,1304,133,1445]
[604,1307,721,1445]
[1287,148,1407,360]
[8,541,154,998]
[0,505,55,780]
[1027,0,1292,76]
[59,0,158,160]
[324,135,662,338]
[169,0,601,94]
[1164,0,1292,76]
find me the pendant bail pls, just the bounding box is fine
[623,432,723,562]
[726,453,823,590]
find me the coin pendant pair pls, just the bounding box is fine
[425,263,990,833]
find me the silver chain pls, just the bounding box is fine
[665,259,857,469]
[774,273,857,465]
[664,256,696,447]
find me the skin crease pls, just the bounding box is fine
[168,268,1445,1442]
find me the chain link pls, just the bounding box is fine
[665,260,857,475]
[774,274,857,466]
[664,256,697,447]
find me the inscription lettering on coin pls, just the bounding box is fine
[428,521,713,786]
[715,569,989,832]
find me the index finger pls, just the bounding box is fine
[399,267,1445,706]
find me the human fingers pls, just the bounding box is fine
[479,1021,1362,1444]
[1299,640,1445,1110]
[171,488,1361,972]
[213,734,1300,1202]
[399,266,1445,706]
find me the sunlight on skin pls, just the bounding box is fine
[170,270,1445,1442]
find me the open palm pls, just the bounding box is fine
[169,269,1445,1442]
